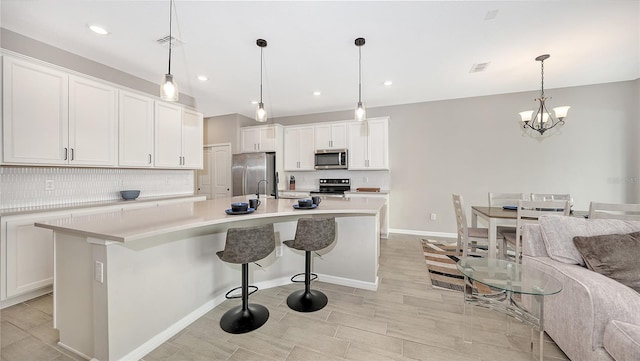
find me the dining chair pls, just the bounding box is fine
[502,199,570,262]
[488,192,528,207]
[452,193,491,257]
[588,202,640,220]
[530,193,571,202]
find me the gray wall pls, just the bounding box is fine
[271,80,640,234]
[204,113,255,154]
[0,28,195,107]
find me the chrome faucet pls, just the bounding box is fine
[256,179,268,198]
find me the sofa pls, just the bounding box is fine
[521,216,640,361]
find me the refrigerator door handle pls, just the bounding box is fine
[242,165,247,195]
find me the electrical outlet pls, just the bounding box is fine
[363,177,369,183]
[94,261,104,283]
[45,179,54,191]
[275,245,283,257]
[430,213,437,221]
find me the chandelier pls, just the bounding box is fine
[519,54,570,135]
[160,0,178,101]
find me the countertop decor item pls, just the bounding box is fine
[518,54,570,136]
[356,187,380,192]
[120,190,140,200]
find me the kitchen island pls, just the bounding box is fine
[35,196,384,361]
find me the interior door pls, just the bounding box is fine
[196,148,213,198]
[212,144,232,198]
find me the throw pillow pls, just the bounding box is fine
[539,216,640,266]
[573,231,640,293]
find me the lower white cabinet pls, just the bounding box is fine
[345,192,389,239]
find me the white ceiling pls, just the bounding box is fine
[2,1,639,118]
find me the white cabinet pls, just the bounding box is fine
[284,126,315,171]
[68,75,118,166]
[240,125,282,153]
[2,57,118,166]
[347,117,389,170]
[1,211,70,303]
[154,102,203,169]
[314,122,348,150]
[345,192,389,239]
[119,91,154,167]
[2,56,69,164]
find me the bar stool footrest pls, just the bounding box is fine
[290,272,318,283]
[225,285,258,299]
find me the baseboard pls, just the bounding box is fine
[316,273,378,291]
[0,286,52,309]
[389,228,457,239]
[57,341,92,360]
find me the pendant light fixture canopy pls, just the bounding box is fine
[256,38,268,122]
[160,0,178,101]
[354,37,366,122]
[519,54,570,135]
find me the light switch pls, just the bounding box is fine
[95,261,104,283]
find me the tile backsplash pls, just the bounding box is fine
[0,167,194,209]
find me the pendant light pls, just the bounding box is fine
[255,39,268,122]
[160,0,178,101]
[354,37,366,122]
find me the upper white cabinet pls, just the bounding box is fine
[347,117,389,170]
[119,91,154,167]
[240,124,283,153]
[68,75,118,166]
[2,56,69,164]
[314,122,348,150]
[284,126,315,171]
[154,102,203,169]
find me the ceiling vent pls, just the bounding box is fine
[485,9,499,20]
[469,62,490,73]
[156,35,184,48]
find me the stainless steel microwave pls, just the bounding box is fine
[314,149,348,169]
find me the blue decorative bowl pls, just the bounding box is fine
[231,202,249,212]
[120,190,140,200]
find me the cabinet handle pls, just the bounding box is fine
[182,156,185,165]
[64,148,68,160]
[71,148,75,161]
[148,154,152,164]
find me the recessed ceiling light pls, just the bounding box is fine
[250,100,259,105]
[197,75,208,81]
[383,81,393,86]
[313,91,321,96]
[88,24,109,35]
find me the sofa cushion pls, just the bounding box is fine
[604,320,640,361]
[539,216,640,266]
[573,231,640,293]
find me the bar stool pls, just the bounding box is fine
[217,223,275,334]
[283,217,336,312]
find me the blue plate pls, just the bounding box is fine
[293,204,318,210]
[225,208,255,215]
[502,205,517,210]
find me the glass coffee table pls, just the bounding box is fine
[457,258,562,361]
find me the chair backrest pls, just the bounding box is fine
[218,223,275,264]
[292,217,336,251]
[488,192,528,207]
[512,199,570,261]
[530,193,571,202]
[452,193,469,256]
[588,202,640,220]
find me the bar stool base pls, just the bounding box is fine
[286,289,328,312]
[219,304,269,334]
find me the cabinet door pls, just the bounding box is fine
[119,91,154,167]
[154,101,182,167]
[2,57,69,164]
[241,128,260,152]
[283,127,300,170]
[69,76,118,166]
[330,123,348,149]
[297,126,315,170]
[347,122,368,170]
[259,126,277,152]
[4,213,70,298]
[182,109,204,169]
[366,119,388,170]
[314,124,332,150]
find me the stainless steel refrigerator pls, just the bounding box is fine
[232,152,278,197]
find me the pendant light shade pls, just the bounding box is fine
[354,37,366,122]
[160,0,178,101]
[255,39,268,122]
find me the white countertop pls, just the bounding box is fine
[36,196,385,243]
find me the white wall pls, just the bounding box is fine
[271,79,640,234]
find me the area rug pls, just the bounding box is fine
[421,239,492,294]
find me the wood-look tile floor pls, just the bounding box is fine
[0,233,570,361]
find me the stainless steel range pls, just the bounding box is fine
[310,178,351,197]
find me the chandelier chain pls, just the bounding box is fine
[540,59,544,98]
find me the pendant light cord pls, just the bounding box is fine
[540,59,545,98]
[168,0,173,74]
[260,46,263,103]
[358,45,362,102]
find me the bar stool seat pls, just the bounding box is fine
[283,217,336,312]
[217,223,275,334]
